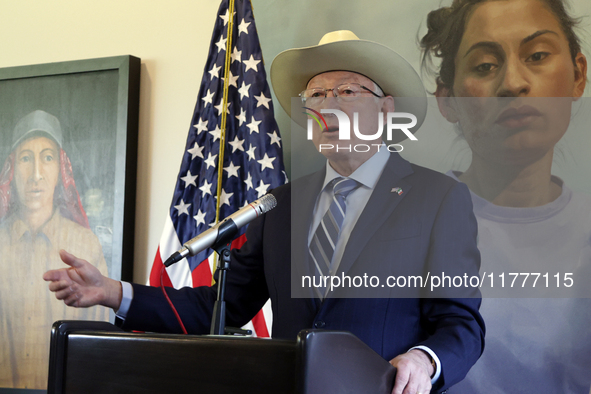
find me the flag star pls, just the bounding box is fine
[224,161,240,178]
[246,144,256,161]
[209,125,222,142]
[228,135,245,152]
[254,92,271,109]
[243,55,261,72]
[267,130,282,147]
[255,180,270,198]
[240,200,250,209]
[244,173,254,190]
[199,179,213,196]
[214,100,231,115]
[208,221,216,228]
[220,9,235,26]
[180,170,198,187]
[194,118,208,134]
[202,89,215,106]
[282,170,289,184]
[238,81,251,100]
[174,199,191,216]
[208,64,222,80]
[204,152,218,169]
[194,209,207,227]
[235,108,247,126]
[230,46,242,64]
[246,116,262,134]
[221,70,239,88]
[215,36,227,53]
[257,153,276,171]
[238,18,251,36]
[217,189,234,207]
[187,142,204,160]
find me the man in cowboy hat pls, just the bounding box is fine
[269,30,483,394]
[44,31,483,393]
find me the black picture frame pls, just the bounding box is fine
[0,56,140,392]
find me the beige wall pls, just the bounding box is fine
[0,0,220,283]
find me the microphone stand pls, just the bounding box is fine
[209,242,230,335]
[209,231,251,336]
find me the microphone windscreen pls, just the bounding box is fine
[257,194,277,213]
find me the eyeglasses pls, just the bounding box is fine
[299,83,383,107]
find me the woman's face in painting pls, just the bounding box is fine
[437,0,587,166]
[14,136,60,214]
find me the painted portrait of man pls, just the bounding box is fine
[0,59,137,390]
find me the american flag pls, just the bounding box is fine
[148,0,286,337]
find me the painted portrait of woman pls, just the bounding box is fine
[0,110,108,389]
[421,0,591,391]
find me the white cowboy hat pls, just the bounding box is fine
[270,30,427,141]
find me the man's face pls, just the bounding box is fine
[14,136,60,214]
[304,71,394,161]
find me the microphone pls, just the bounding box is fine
[164,194,277,267]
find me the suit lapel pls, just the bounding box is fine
[291,169,325,310]
[337,153,414,277]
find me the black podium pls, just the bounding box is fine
[48,321,396,394]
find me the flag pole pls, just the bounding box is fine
[212,0,236,279]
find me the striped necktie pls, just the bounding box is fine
[309,177,360,297]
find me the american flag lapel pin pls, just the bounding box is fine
[391,187,403,195]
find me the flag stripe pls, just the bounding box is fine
[149,247,174,288]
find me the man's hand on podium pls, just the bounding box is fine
[43,249,122,310]
[389,349,433,394]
